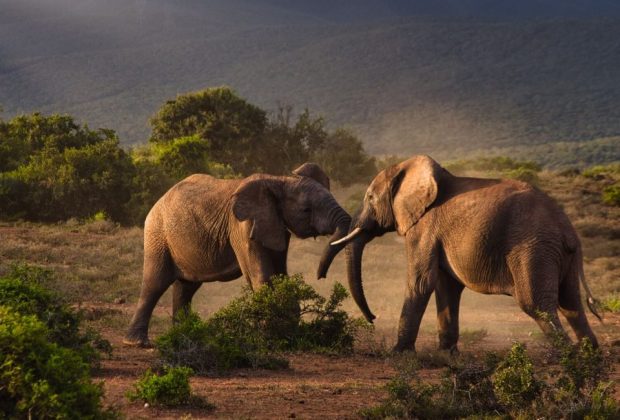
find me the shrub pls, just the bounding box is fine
[156,274,367,374]
[0,307,115,419]
[361,340,618,419]
[602,184,620,206]
[359,355,438,420]
[492,343,542,408]
[126,366,211,409]
[601,295,620,313]
[0,264,109,364]
[504,167,540,185]
[149,86,267,175]
[0,113,135,223]
[582,163,620,179]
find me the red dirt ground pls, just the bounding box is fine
[94,303,620,419]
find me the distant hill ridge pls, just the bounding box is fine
[1,0,619,162]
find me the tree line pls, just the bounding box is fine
[0,87,376,225]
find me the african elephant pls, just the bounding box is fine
[124,163,351,347]
[330,155,599,352]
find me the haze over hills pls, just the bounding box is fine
[1,0,619,162]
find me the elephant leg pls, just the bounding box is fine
[511,260,569,344]
[435,270,464,352]
[558,267,598,347]
[395,245,438,352]
[233,242,275,291]
[267,232,290,276]
[172,279,202,320]
[268,249,287,278]
[124,248,175,347]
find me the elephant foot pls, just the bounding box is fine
[392,343,416,353]
[438,343,459,356]
[122,333,152,348]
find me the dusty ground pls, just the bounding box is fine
[1,170,619,418]
[92,300,619,419]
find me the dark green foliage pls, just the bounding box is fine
[602,184,620,206]
[311,128,377,186]
[0,265,116,419]
[492,343,541,408]
[126,366,212,409]
[150,96,376,184]
[155,275,367,374]
[361,340,618,419]
[0,308,115,419]
[0,264,109,364]
[150,135,236,180]
[0,113,134,223]
[580,163,620,207]
[123,154,175,226]
[261,108,376,186]
[149,87,267,175]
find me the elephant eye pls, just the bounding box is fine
[303,207,311,213]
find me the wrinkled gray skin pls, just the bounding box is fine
[331,155,599,352]
[124,163,351,347]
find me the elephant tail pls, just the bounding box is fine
[576,248,603,322]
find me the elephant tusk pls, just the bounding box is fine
[330,227,362,246]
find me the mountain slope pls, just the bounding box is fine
[1,0,619,158]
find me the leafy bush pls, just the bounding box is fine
[601,295,620,313]
[361,340,618,419]
[0,264,109,364]
[602,184,620,206]
[504,166,540,184]
[126,366,212,409]
[149,86,267,175]
[492,343,542,408]
[0,113,135,223]
[582,163,620,179]
[156,274,367,374]
[0,307,116,419]
[0,265,115,418]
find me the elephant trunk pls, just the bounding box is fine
[316,202,352,280]
[346,228,376,323]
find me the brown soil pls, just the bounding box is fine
[93,301,620,419]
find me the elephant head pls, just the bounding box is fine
[330,155,443,322]
[232,163,351,279]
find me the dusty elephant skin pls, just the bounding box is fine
[330,155,600,352]
[124,163,351,347]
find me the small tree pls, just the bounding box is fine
[149,87,266,174]
[0,114,135,222]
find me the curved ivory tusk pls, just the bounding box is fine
[330,227,362,246]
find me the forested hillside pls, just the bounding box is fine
[1,0,619,163]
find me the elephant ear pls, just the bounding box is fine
[232,177,287,252]
[390,156,440,235]
[292,162,330,190]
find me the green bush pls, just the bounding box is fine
[156,274,367,374]
[126,366,211,409]
[0,307,115,419]
[0,113,135,223]
[602,184,620,206]
[361,340,617,419]
[0,265,110,364]
[492,343,542,408]
[601,295,620,313]
[582,163,620,179]
[504,167,540,185]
